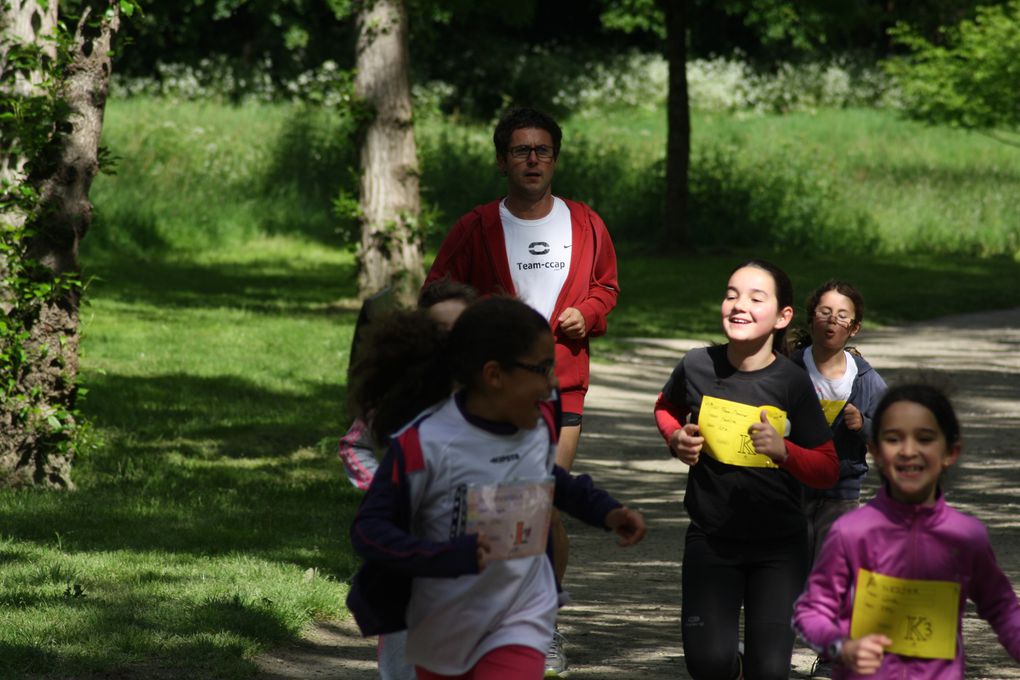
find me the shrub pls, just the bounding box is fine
[687,143,880,254]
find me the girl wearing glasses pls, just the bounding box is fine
[789,280,887,678]
[791,281,888,561]
[348,296,646,680]
[654,260,837,680]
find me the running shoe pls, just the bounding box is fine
[810,656,833,679]
[544,629,569,677]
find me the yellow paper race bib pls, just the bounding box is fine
[697,395,786,469]
[819,398,847,426]
[850,568,960,660]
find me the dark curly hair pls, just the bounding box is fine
[447,296,551,390]
[791,279,866,352]
[493,106,562,159]
[418,278,479,310]
[347,310,453,444]
[347,296,551,443]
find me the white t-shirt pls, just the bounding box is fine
[804,350,858,425]
[403,395,558,674]
[500,197,571,321]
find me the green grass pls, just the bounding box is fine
[2,97,1019,677]
[0,237,364,678]
[90,99,359,254]
[570,107,1020,257]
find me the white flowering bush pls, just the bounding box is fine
[687,54,895,114]
[111,58,357,108]
[552,50,669,112]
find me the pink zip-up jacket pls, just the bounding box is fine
[793,486,1020,679]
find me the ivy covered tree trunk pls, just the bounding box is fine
[0,1,122,488]
[353,0,423,305]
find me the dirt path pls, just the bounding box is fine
[257,307,1020,679]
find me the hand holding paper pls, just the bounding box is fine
[841,634,892,676]
[749,409,787,464]
[669,423,704,466]
[475,533,493,572]
[843,403,863,431]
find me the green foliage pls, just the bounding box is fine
[598,0,664,38]
[419,112,877,256]
[578,106,1020,259]
[687,142,879,254]
[0,239,360,677]
[885,0,1020,139]
[0,11,90,471]
[89,98,362,255]
[93,97,1020,261]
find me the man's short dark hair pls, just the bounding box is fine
[493,106,562,159]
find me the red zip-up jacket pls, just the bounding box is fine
[424,198,619,414]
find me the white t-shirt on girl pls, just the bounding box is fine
[402,395,558,674]
[804,349,858,425]
[500,197,571,321]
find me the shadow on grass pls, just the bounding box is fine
[2,620,264,678]
[1,370,365,576]
[859,162,1020,189]
[83,256,359,315]
[82,372,345,460]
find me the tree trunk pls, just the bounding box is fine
[0,1,121,488]
[0,0,58,306]
[353,0,423,306]
[661,0,691,249]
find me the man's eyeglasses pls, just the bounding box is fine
[510,359,556,380]
[508,144,555,161]
[814,307,855,328]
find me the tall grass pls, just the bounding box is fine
[92,98,1020,260]
[90,99,359,255]
[572,107,1020,257]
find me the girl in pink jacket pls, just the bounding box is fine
[793,383,1020,678]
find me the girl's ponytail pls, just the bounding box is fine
[347,309,454,444]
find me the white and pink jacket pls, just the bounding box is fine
[793,485,1020,679]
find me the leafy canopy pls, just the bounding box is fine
[886,0,1020,140]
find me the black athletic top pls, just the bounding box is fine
[662,345,832,540]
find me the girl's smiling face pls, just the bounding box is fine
[810,290,860,351]
[870,400,961,505]
[496,330,557,430]
[721,266,793,346]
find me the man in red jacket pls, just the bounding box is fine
[423,106,619,677]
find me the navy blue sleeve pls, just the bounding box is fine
[349,445,479,579]
[552,464,622,529]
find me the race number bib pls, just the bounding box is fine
[850,568,960,660]
[464,478,554,561]
[819,398,847,425]
[697,395,786,469]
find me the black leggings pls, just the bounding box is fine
[681,524,808,680]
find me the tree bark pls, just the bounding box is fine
[353,0,423,305]
[661,0,691,249]
[0,1,121,488]
[1,0,58,310]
